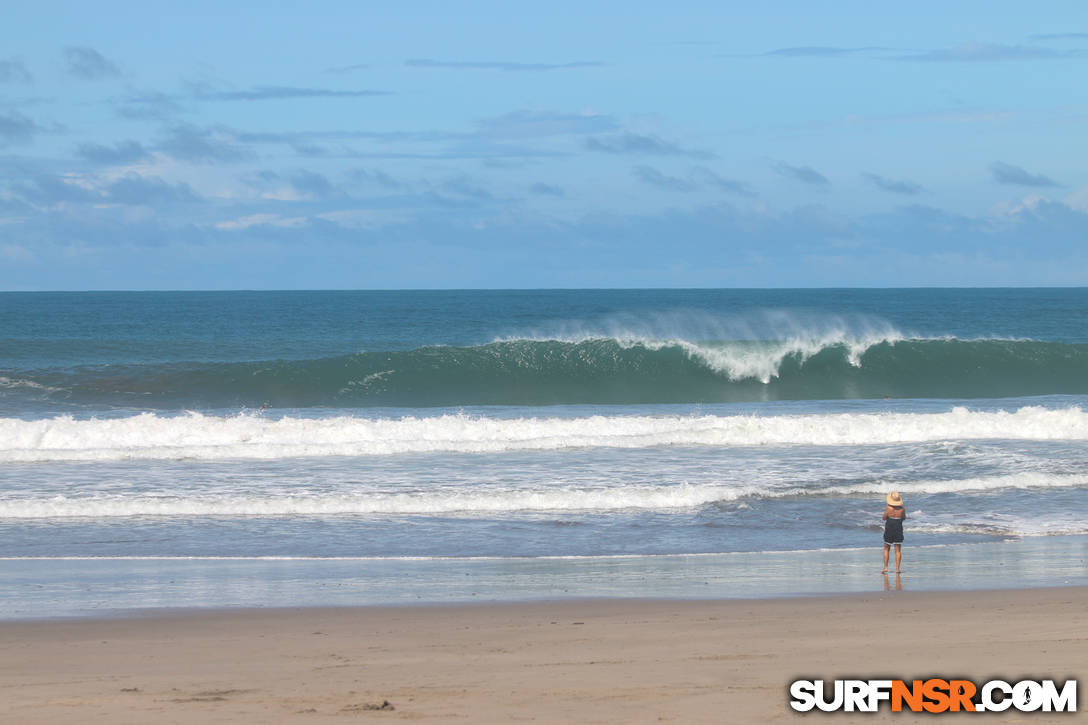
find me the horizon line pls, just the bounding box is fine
[2,285,1087,293]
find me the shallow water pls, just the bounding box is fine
[3,537,1086,620]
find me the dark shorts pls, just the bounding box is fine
[884,518,904,544]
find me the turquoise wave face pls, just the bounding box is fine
[8,337,1088,408]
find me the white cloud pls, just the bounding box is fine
[91,153,244,200]
[214,213,308,230]
[315,209,385,228]
[990,194,1048,218]
[1063,186,1088,212]
[259,188,306,202]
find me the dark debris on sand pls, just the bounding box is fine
[341,699,396,712]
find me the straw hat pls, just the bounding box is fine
[886,491,904,507]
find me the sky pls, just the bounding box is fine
[1,1,1087,289]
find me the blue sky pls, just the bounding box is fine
[1,1,1086,289]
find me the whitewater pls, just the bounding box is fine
[3,405,1087,462]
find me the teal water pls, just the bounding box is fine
[3,289,1087,411]
[1,289,1086,615]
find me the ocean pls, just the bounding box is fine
[2,289,1087,616]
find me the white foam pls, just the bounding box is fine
[2,472,1084,519]
[0,482,752,518]
[908,521,1088,537]
[906,508,1088,537]
[821,471,1088,497]
[497,309,908,382]
[1,406,1086,463]
[0,376,57,392]
[622,334,902,383]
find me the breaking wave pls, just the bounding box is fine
[2,405,1086,463]
[4,335,1088,408]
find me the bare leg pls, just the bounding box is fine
[882,543,889,573]
[894,543,902,573]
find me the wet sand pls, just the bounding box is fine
[1,586,1085,723]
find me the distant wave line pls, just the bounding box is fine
[2,472,1085,518]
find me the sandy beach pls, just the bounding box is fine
[2,586,1084,723]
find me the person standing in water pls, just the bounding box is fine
[882,491,906,573]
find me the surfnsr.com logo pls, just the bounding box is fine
[789,679,1078,713]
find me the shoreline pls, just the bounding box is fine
[4,535,1086,620]
[6,580,1087,625]
[3,588,1085,723]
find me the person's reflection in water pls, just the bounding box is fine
[882,572,903,591]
